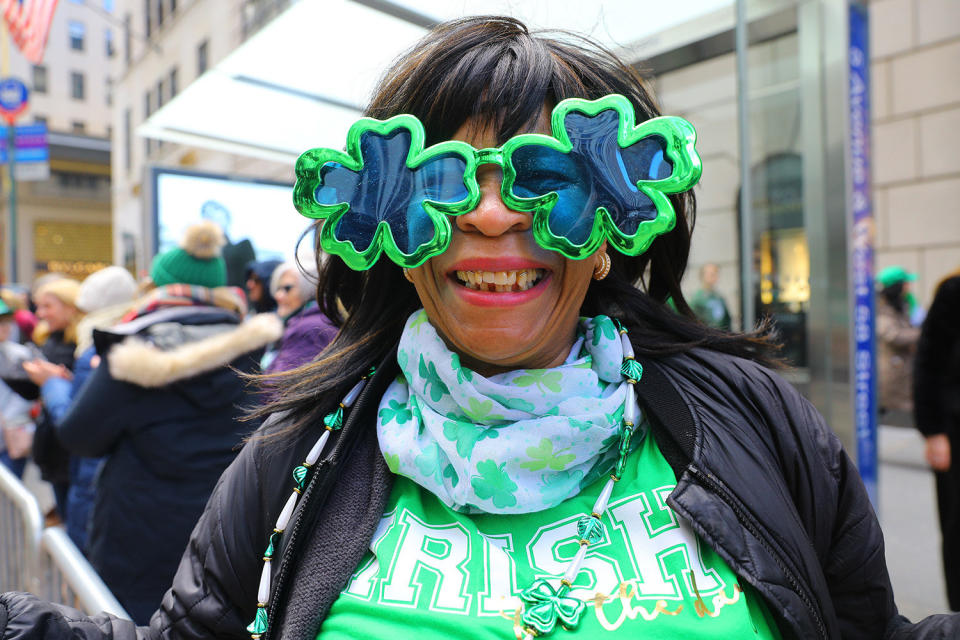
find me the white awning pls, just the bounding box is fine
[138,0,732,165]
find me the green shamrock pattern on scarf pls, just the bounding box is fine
[377,310,641,514]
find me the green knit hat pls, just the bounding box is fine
[151,221,227,288]
[876,265,916,289]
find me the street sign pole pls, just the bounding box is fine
[0,77,28,283]
[6,124,14,283]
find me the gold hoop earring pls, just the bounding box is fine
[592,252,611,281]
[402,268,414,283]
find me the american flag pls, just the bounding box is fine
[0,0,59,64]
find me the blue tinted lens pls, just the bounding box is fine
[318,129,468,255]
[511,145,595,245]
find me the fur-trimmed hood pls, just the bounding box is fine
[109,313,282,388]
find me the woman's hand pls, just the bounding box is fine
[22,359,72,386]
[925,433,951,472]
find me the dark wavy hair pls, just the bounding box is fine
[254,16,778,433]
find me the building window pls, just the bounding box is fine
[156,78,165,109]
[34,115,47,126]
[105,28,114,57]
[103,0,114,11]
[32,65,47,93]
[71,71,85,100]
[69,21,85,51]
[169,66,178,97]
[169,0,176,13]
[144,0,152,38]
[106,77,113,106]
[157,0,164,27]
[197,39,208,75]
[72,121,86,134]
[123,108,131,170]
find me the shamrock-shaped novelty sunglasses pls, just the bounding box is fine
[293,94,702,271]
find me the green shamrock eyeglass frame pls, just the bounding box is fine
[293,94,702,271]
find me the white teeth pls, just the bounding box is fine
[454,269,545,292]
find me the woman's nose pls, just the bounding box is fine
[455,168,531,237]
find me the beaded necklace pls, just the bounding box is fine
[247,325,642,639]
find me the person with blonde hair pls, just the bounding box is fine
[24,277,83,516]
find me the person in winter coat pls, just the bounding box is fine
[244,259,283,314]
[33,222,281,624]
[25,266,140,552]
[26,277,83,516]
[0,301,37,478]
[876,266,921,421]
[2,16,958,640]
[914,269,960,611]
[260,261,336,373]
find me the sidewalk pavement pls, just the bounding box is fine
[878,424,950,620]
[17,424,952,620]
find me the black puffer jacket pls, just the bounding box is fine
[2,348,958,639]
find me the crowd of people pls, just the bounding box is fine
[0,221,334,622]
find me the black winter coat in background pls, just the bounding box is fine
[914,275,960,438]
[913,274,960,610]
[51,307,282,624]
[2,347,959,639]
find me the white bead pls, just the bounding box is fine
[342,379,367,408]
[562,545,589,585]
[624,389,638,425]
[620,333,634,359]
[593,478,616,515]
[305,430,331,466]
[257,561,272,604]
[275,492,299,532]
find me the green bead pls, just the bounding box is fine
[618,427,633,457]
[576,515,604,545]
[366,366,377,377]
[264,531,281,559]
[292,465,308,489]
[246,606,268,637]
[323,406,343,430]
[620,358,643,383]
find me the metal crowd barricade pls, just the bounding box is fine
[37,527,129,617]
[0,461,42,593]
[0,462,130,619]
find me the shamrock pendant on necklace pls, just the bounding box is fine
[515,322,642,638]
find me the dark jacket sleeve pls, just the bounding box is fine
[913,276,960,437]
[753,366,960,639]
[55,356,146,457]
[1,424,282,639]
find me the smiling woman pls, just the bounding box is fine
[2,14,958,640]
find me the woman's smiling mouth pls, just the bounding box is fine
[453,268,547,292]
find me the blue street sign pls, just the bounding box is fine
[0,123,48,164]
[0,78,28,118]
[850,3,877,507]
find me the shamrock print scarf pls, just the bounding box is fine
[377,310,641,514]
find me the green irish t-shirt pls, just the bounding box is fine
[319,433,781,639]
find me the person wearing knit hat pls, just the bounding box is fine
[47,265,140,552]
[150,220,227,288]
[30,219,283,621]
[876,264,920,423]
[76,266,138,314]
